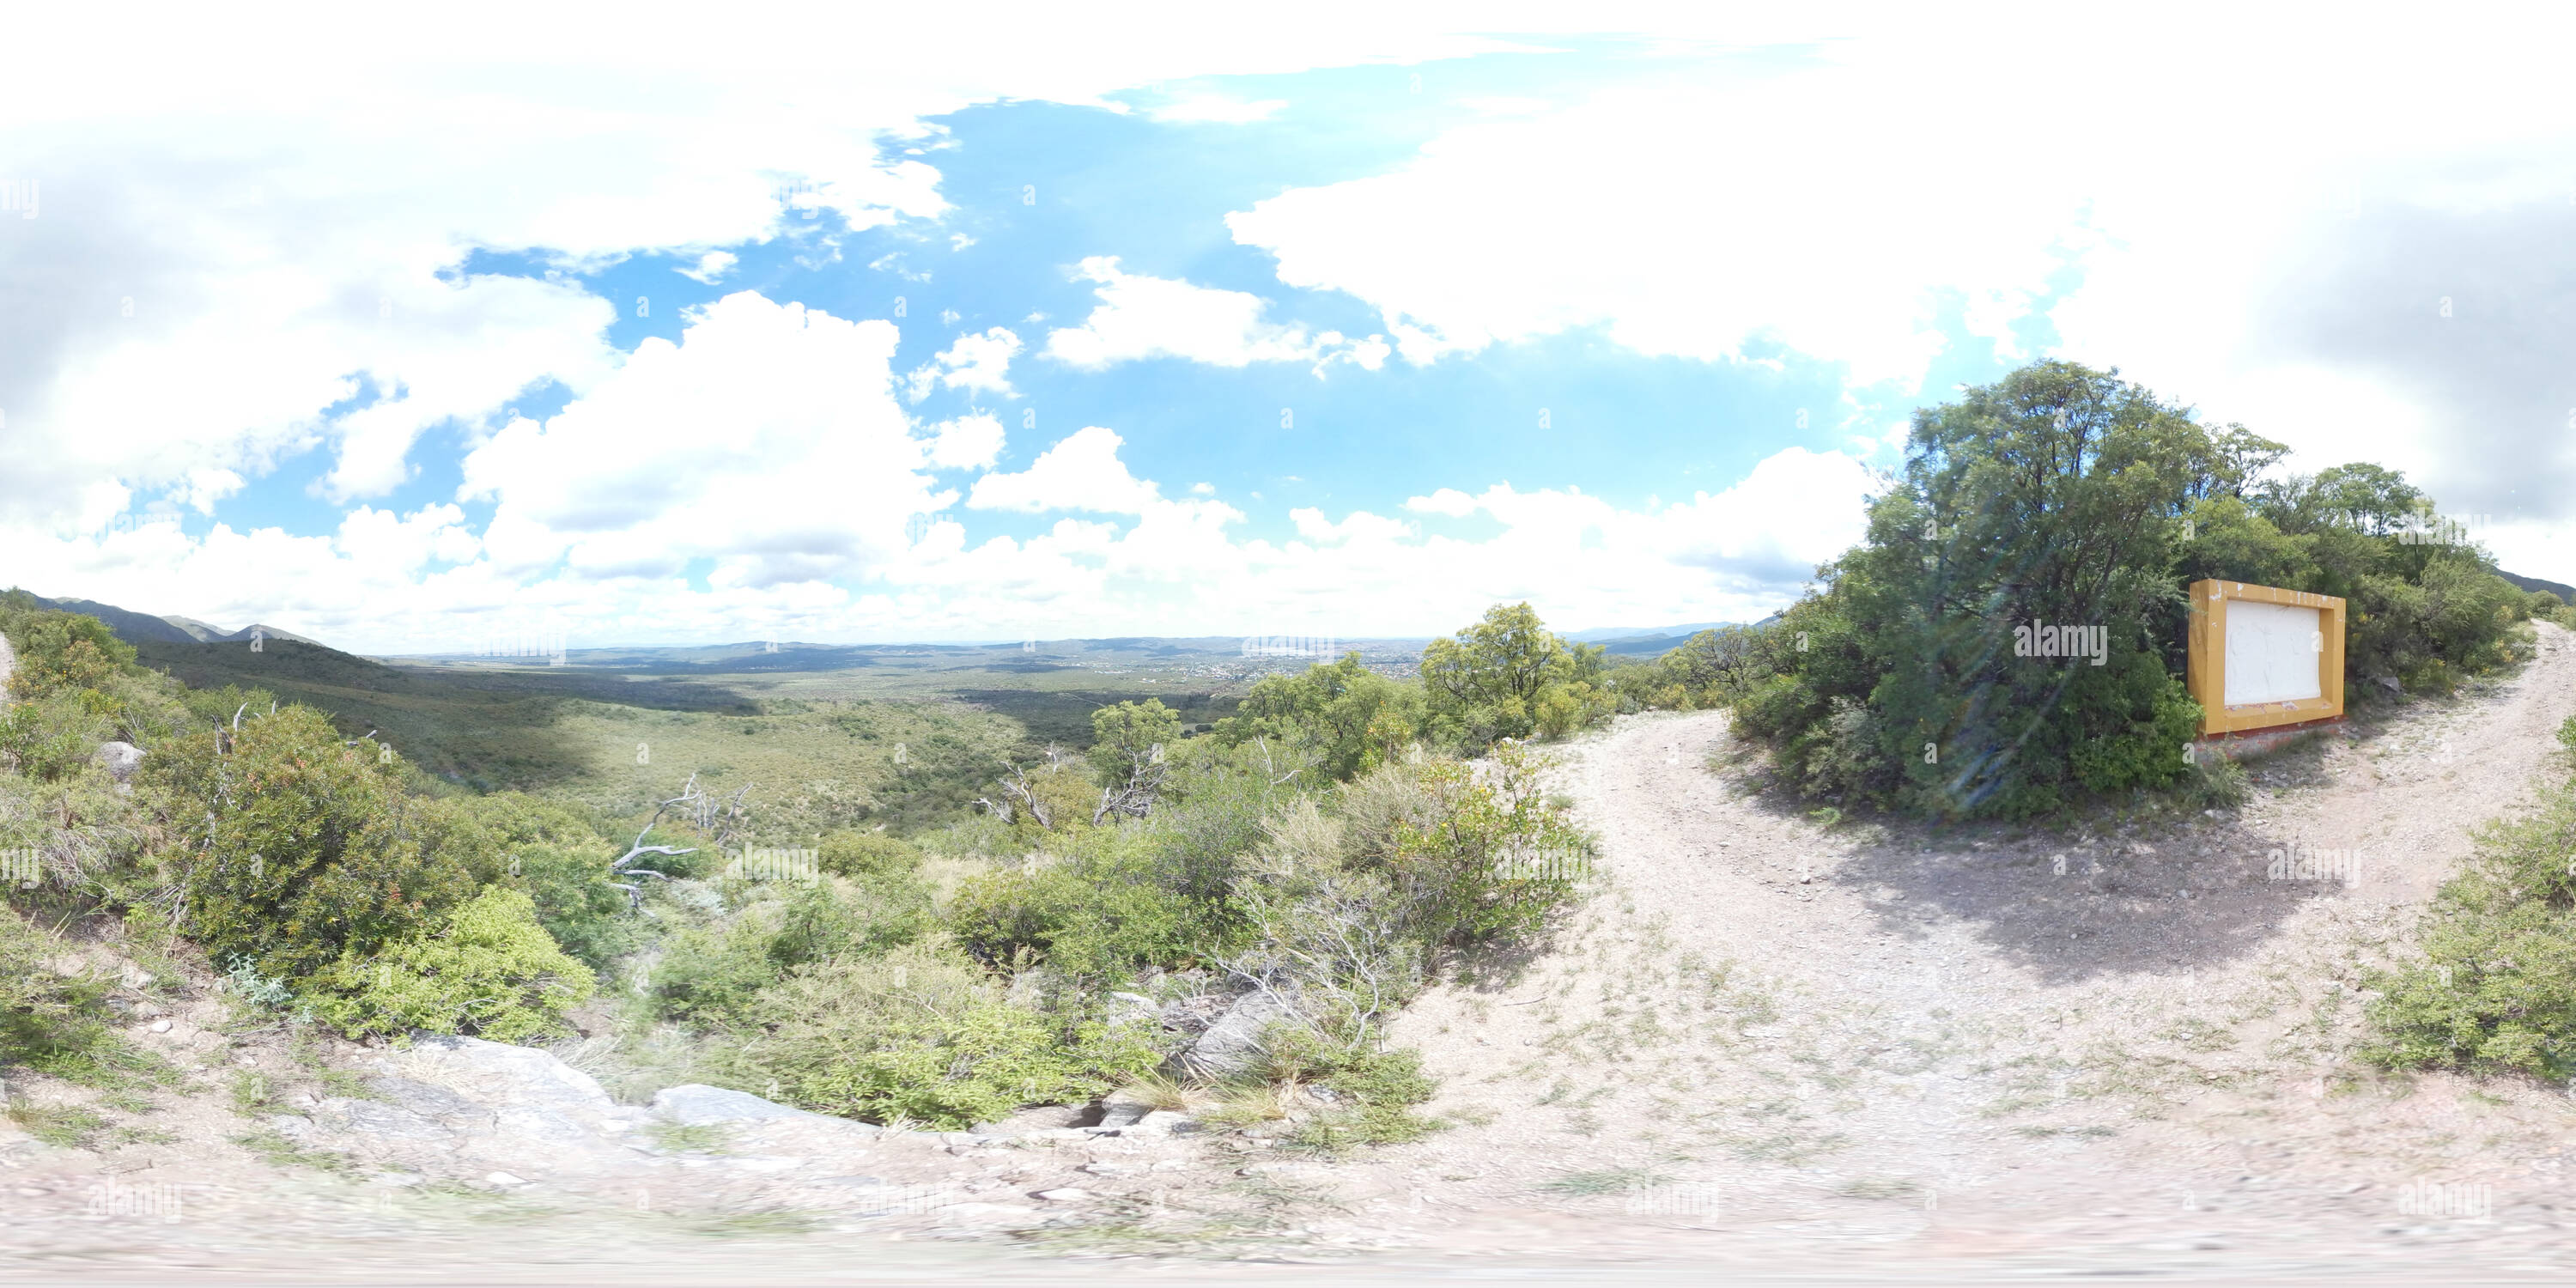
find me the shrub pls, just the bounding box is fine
[817,829,923,878]
[1216,655,1425,781]
[1266,1032,1442,1150]
[1419,604,1610,749]
[2363,780,2576,1077]
[147,705,472,981]
[945,853,1201,980]
[1371,742,1589,945]
[729,943,1161,1129]
[307,887,595,1044]
[0,904,117,1071]
[652,874,933,1025]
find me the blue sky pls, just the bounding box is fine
[4,10,2571,652]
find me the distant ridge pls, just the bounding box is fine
[20,593,331,650]
[2500,570,2576,604]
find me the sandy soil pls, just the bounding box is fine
[3,623,2573,1285]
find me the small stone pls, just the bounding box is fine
[148,1019,172,1033]
[1033,1188,1095,1203]
[485,1171,528,1187]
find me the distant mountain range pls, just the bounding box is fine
[2500,570,2576,603]
[23,595,325,649]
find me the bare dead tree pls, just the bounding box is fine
[608,771,754,910]
[975,746,1076,829]
[1091,739,1170,825]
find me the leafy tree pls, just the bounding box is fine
[1741,361,2210,817]
[1419,603,1610,745]
[147,705,471,980]
[1088,698,1182,821]
[1214,653,1424,781]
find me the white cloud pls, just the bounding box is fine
[457,290,948,588]
[968,426,1161,514]
[906,327,1023,403]
[922,411,1005,470]
[1042,257,1380,374]
[1405,488,1479,517]
[677,251,738,284]
[1148,94,1289,125]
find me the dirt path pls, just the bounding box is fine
[1358,621,2576,1276]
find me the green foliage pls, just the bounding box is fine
[0,905,112,1072]
[1369,742,1591,945]
[653,874,933,1024]
[1216,654,1425,781]
[306,887,596,1043]
[729,943,1162,1129]
[945,854,1202,981]
[1419,604,1613,747]
[2363,779,2576,1077]
[817,829,922,878]
[148,704,473,981]
[1,606,137,702]
[1086,697,1182,785]
[1620,625,1790,712]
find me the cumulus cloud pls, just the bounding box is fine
[921,411,1006,470]
[967,426,1161,513]
[457,290,947,588]
[906,327,1023,403]
[1042,257,1382,374]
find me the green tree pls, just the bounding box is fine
[1419,604,1608,746]
[147,705,471,980]
[1215,653,1424,781]
[1742,361,2210,817]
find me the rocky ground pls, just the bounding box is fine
[3,625,2573,1284]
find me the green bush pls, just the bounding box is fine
[1216,655,1425,781]
[945,853,1201,981]
[307,887,596,1043]
[817,829,923,878]
[730,943,1161,1129]
[1378,743,1589,945]
[1419,604,1612,749]
[147,705,472,980]
[653,874,933,1025]
[2363,779,2576,1076]
[0,904,116,1071]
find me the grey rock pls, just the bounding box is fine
[384,1036,616,1125]
[94,741,144,782]
[495,1106,592,1143]
[266,1114,314,1140]
[1179,990,1295,1079]
[1136,1109,1198,1134]
[317,1098,453,1142]
[1095,1091,1155,1129]
[649,1084,847,1127]
[367,1074,486,1121]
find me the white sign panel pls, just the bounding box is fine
[2223,599,2324,706]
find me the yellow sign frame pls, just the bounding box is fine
[2185,579,2346,737]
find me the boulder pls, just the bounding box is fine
[1177,990,1296,1079]
[380,1036,617,1127]
[94,742,144,782]
[648,1083,853,1128]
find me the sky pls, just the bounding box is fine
[3,3,2573,654]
